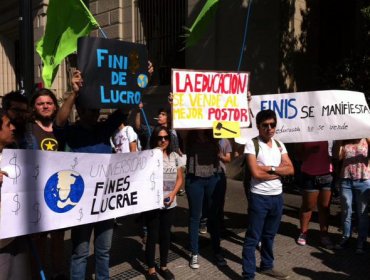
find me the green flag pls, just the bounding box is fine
[185,0,219,48]
[36,0,99,88]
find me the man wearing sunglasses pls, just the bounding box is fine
[242,109,294,280]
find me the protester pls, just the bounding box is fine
[111,120,141,153]
[295,141,333,248]
[0,108,31,279]
[154,107,185,196]
[28,88,68,280]
[28,89,62,151]
[333,138,370,253]
[135,104,185,243]
[144,125,184,280]
[53,70,126,279]
[185,129,226,269]
[2,91,30,147]
[242,109,294,280]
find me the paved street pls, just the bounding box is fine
[58,178,369,280]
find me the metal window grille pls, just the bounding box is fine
[133,0,186,85]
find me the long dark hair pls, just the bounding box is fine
[30,88,59,109]
[150,125,172,154]
[30,88,59,120]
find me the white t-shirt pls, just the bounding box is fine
[244,137,287,195]
[111,126,141,153]
[163,152,185,209]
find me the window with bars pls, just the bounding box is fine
[134,0,186,85]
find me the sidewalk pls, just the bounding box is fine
[61,179,368,280]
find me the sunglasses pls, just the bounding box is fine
[261,122,277,130]
[157,135,170,141]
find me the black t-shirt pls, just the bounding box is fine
[31,123,59,151]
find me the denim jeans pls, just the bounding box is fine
[242,193,283,280]
[340,179,370,245]
[186,173,221,255]
[70,219,114,280]
[200,172,227,226]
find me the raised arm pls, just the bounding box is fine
[55,71,82,127]
[134,102,143,131]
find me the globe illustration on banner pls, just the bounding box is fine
[44,170,84,213]
[137,74,148,88]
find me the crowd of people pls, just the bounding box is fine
[0,70,369,280]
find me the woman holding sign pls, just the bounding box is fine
[144,125,184,280]
[333,138,370,254]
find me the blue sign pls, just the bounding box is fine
[77,37,149,109]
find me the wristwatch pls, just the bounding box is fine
[270,166,276,174]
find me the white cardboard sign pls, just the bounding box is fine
[236,90,370,144]
[0,149,163,238]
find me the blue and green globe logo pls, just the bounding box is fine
[137,74,148,88]
[44,170,85,213]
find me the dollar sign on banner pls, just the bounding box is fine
[150,172,155,190]
[77,208,83,221]
[33,165,39,180]
[12,194,21,215]
[157,159,160,168]
[71,157,78,170]
[150,150,154,157]
[9,153,21,184]
[31,203,41,224]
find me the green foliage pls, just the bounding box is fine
[184,0,219,48]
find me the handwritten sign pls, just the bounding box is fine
[0,149,163,238]
[77,37,149,109]
[235,90,370,144]
[171,69,250,129]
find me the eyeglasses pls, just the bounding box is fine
[261,122,276,130]
[157,135,170,141]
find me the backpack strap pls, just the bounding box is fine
[252,137,259,157]
[252,137,283,158]
[274,139,281,148]
[240,136,259,168]
[274,139,283,154]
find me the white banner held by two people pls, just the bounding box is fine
[235,90,370,144]
[0,149,163,239]
[171,69,250,129]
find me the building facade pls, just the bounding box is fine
[0,0,367,105]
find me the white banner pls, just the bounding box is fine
[171,69,250,129]
[0,149,163,238]
[235,90,370,144]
